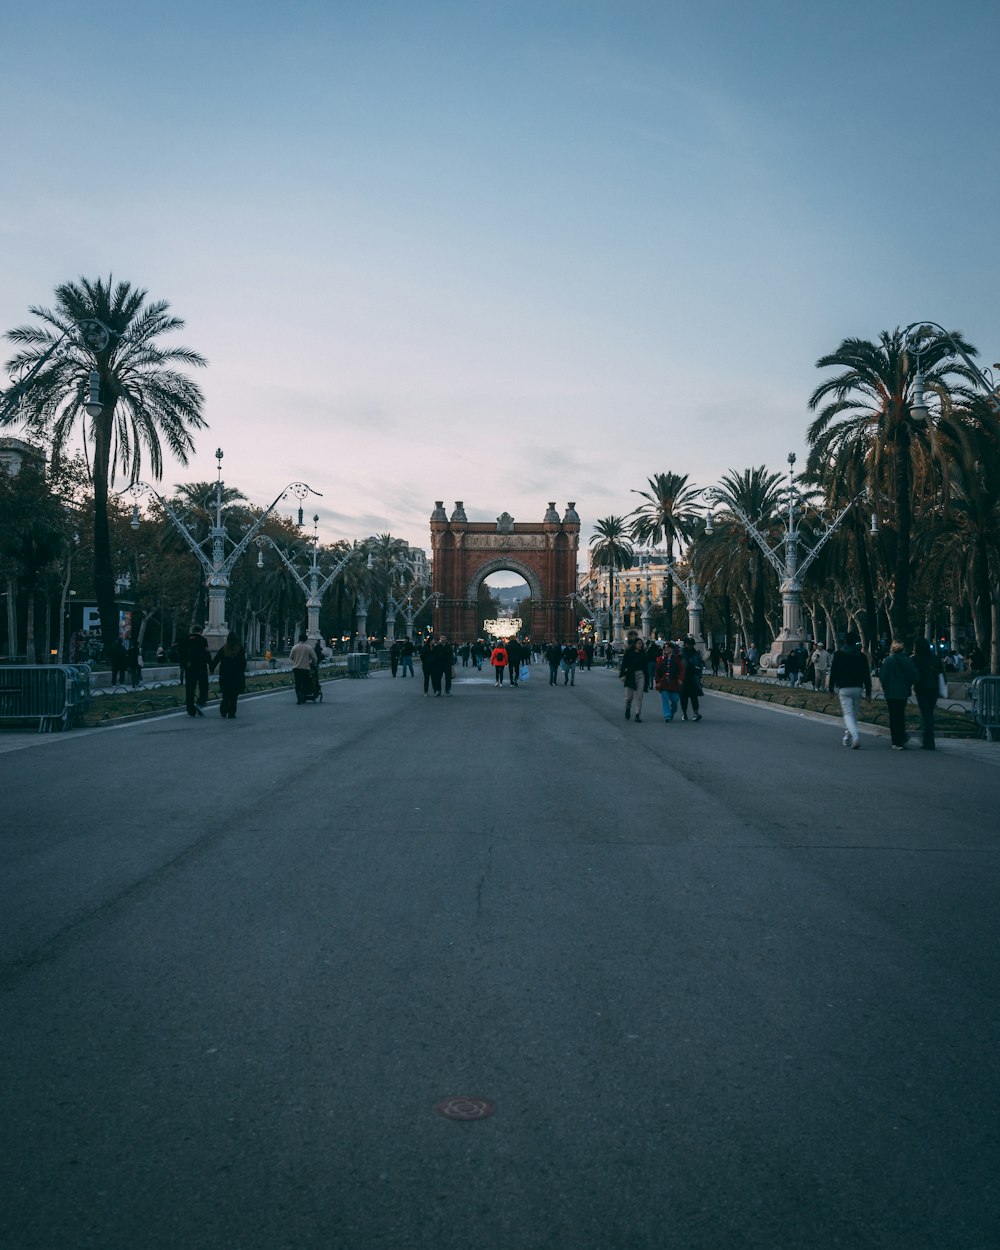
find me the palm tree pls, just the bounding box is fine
[628,472,703,557]
[628,472,703,633]
[807,327,978,640]
[2,277,207,656]
[921,401,1000,668]
[589,516,634,640]
[712,467,785,650]
[367,533,411,637]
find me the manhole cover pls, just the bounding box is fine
[434,1096,497,1121]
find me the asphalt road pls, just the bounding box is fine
[2,664,998,1250]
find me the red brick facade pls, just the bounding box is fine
[430,501,581,642]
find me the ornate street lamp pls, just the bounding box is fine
[903,321,1000,417]
[255,515,369,647]
[659,557,706,644]
[706,453,866,661]
[1,319,115,422]
[126,448,320,649]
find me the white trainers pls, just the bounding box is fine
[842,731,851,747]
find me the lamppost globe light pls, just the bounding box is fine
[909,368,929,422]
[84,370,102,418]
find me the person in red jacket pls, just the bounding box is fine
[654,641,685,723]
[490,640,509,686]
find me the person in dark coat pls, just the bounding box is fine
[619,637,647,721]
[679,637,704,721]
[179,624,210,717]
[127,641,143,687]
[110,639,128,685]
[912,637,944,750]
[419,637,436,695]
[431,636,454,696]
[210,632,247,719]
[506,636,523,688]
[878,640,918,749]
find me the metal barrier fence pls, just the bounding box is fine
[0,664,92,732]
[970,676,1000,742]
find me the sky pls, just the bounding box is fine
[3,0,998,577]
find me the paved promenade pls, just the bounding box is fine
[2,665,998,1248]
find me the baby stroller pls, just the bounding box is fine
[305,662,323,703]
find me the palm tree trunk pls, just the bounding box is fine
[59,554,73,661]
[25,588,36,662]
[752,551,767,649]
[92,416,118,660]
[5,577,17,660]
[852,516,879,648]
[890,428,912,640]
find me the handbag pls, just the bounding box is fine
[519,664,530,682]
[937,672,948,699]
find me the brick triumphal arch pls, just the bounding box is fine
[430,501,581,642]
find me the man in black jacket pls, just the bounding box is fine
[506,636,523,687]
[829,632,872,749]
[178,624,210,717]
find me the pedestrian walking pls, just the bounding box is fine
[126,641,143,687]
[490,640,508,686]
[619,637,647,721]
[400,638,415,677]
[110,639,128,685]
[290,632,317,704]
[431,636,454,696]
[506,636,523,687]
[654,641,685,722]
[810,642,831,691]
[545,641,562,685]
[389,640,401,677]
[829,631,872,749]
[646,637,662,691]
[210,631,247,719]
[679,637,704,721]
[419,636,436,695]
[178,624,210,717]
[912,637,944,751]
[879,640,918,750]
[560,642,577,686]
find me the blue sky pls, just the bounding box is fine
[4,0,998,563]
